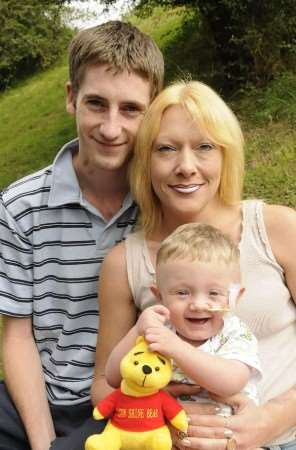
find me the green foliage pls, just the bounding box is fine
[195,0,296,91]
[0,0,73,90]
[106,0,296,91]
[127,4,218,86]
[236,72,296,125]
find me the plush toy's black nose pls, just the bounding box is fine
[142,365,152,374]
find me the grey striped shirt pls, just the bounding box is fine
[0,139,137,405]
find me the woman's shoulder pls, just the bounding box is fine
[102,240,126,270]
[263,203,296,235]
[263,203,296,266]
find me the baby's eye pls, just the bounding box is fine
[177,289,189,297]
[209,290,219,296]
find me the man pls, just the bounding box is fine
[0,21,164,450]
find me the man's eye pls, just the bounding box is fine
[87,99,105,108]
[121,104,142,116]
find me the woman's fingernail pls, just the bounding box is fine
[186,415,191,423]
[181,439,191,447]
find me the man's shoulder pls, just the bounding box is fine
[1,164,53,209]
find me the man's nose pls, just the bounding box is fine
[99,110,122,141]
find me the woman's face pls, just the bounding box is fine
[150,105,223,222]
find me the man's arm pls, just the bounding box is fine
[2,316,55,450]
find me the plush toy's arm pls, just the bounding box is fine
[161,391,188,433]
[92,389,119,421]
[170,409,188,433]
[93,406,105,420]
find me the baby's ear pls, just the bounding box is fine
[236,287,245,303]
[228,284,245,309]
[150,285,162,303]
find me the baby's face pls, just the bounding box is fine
[156,258,241,346]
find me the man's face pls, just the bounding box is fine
[66,64,151,174]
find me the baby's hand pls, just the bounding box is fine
[145,324,180,358]
[136,305,170,336]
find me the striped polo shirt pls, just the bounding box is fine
[0,139,137,405]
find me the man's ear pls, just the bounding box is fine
[65,81,76,115]
[150,285,162,303]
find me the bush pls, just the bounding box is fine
[0,0,73,90]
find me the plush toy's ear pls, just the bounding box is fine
[136,336,146,345]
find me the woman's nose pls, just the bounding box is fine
[175,149,198,177]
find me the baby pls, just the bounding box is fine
[106,223,262,415]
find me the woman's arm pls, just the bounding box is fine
[176,387,296,450]
[91,242,137,406]
[264,204,296,304]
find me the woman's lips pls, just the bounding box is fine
[170,184,203,194]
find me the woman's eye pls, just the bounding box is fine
[156,145,176,153]
[197,143,215,152]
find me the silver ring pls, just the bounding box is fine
[224,428,233,438]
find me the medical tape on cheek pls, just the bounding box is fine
[228,283,241,310]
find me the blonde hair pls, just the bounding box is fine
[130,80,245,235]
[157,223,240,268]
[68,21,164,100]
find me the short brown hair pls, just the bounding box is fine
[68,20,164,99]
[157,223,240,268]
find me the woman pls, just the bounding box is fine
[91,80,296,450]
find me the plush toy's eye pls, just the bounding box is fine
[134,361,139,366]
[155,367,160,371]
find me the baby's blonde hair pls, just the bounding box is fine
[157,223,240,268]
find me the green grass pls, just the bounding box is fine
[0,62,76,190]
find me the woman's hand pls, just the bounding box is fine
[174,394,273,450]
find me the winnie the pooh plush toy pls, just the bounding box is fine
[85,336,188,450]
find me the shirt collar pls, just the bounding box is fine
[48,138,81,207]
[48,139,135,213]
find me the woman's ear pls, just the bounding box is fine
[150,285,162,303]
